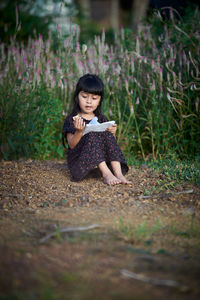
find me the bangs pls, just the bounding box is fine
[78,75,104,97]
[72,74,104,115]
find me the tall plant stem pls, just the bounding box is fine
[128,95,145,160]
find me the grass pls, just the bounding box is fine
[127,154,200,186]
[117,216,200,247]
[118,217,165,244]
[169,215,200,239]
[146,156,200,186]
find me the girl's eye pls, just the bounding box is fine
[80,93,99,100]
[93,96,100,100]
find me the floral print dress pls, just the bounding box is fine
[62,113,128,181]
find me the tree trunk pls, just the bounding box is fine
[131,0,149,31]
[110,0,119,30]
[82,0,91,17]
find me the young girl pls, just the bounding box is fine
[62,73,131,185]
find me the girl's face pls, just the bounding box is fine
[78,91,101,116]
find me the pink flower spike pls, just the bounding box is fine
[64,38,69,48]
[130,105,134,114]
[136,97,140,105]
[76,42,80,52]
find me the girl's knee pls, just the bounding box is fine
[84,132,96,141]
[85,131,105,140]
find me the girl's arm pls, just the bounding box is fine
[67,131,83,149]
[106,124,117,137]
[67,117,85,149]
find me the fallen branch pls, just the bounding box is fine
[39,224,101,243]
[121,269,178,287]
[175,189,194,195]
[136,189,194,200]
[137,195,152,199]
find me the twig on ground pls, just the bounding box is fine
[175,189,194,195]
[137,195,152,199]
[39,224,101,243]
[137,189,194,200]
[121,269,178,287]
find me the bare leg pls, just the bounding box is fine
[98,161,121,185]
[111,161,131,184]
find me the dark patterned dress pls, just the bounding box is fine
[62,113,128,181]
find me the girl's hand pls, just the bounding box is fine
[73,116,85,133]
[106,124,117,136]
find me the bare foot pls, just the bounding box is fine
[103,173,122,185]
[98,161,122,185]
[110,161,131,185]
[115,174,132,185]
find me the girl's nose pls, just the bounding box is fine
[86,96,92,103]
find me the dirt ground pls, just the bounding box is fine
[0,159,200,300]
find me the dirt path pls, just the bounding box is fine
[0,160,200,300]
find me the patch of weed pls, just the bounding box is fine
[54,226,64,242]
[0,295,21,300]
[169,216,200,239]
[145,157,200,185]
[118,217,164,244]
[61,272,79,283]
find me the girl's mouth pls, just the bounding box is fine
[85,106,92,109]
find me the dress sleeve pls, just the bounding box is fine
[63,115,76,134]
[98,114,108,123]
[62,115,75,147]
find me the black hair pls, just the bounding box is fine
[71,73,104,116]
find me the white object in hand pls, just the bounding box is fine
[82,120,115,136]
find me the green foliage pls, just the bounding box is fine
[0,86,64,160]
[118,216,200,248]
[118,217,164,244]
[0,0,52,43]
[0,6,200,163]
[145,156,200,185]
[169,214,200,239]
[118,6,200,160]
